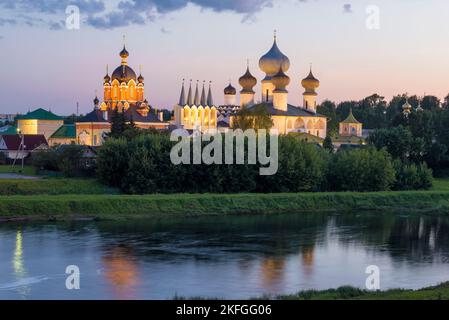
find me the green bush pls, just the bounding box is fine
[257,136,328,192]
[97,134,328,194]
[32,149,59,171]
[96,134,432,194]
[393,161,433,191]
[326,148,396,192]
[32,145,94,177]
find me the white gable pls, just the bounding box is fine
[0,137,7,150]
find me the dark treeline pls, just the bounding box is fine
[95,134,432,194]
[319,93,449,175]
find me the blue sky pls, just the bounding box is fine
[1,0,449,115]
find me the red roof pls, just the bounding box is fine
[0,134,48,151]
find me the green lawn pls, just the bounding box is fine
[0,165,36,176]
[278,282,449,300]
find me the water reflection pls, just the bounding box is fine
[301,246,315,275]
[12,228,31,297]
[102,245,140,300]
[13,229,26,277]
[0,212,449,299]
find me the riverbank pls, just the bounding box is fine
[1,176,449,220]
[1,187,449,220]
[277,282,449,300]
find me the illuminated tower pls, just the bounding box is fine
[239,62,257,107]
[301,66,320,113]
[101,43,146,112]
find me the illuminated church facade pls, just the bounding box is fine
[173,80,218,131]
[231,34,327,137]
[174,34,327,137]
[75,44,169,146]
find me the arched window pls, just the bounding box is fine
[294,118,305,130]
[112,81,119,100]
[183,107,190,124]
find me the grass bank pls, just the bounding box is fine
[1,177,449,220]
[1,189,449,220]
[0,165,36,176]
[0,178,119,196]
[278,282,449,300]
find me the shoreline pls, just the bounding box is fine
[276,281,449,300]
[1,190,449,221]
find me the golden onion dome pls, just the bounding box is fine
[239,67,257,93]
[138,74,144,83]
[259,35,290,78]
[272,68,290,92]
[224,83,236,95]
[120,45,129,59]
[301,69,320,92]
[402,99,412,111]
[111,65,137,83]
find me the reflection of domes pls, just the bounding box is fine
[302,70,320,91]
[112,65,137,83]
[224,83,236,95]
[239,67,257,93]
[259,37,290,78]
[272,68,290,92]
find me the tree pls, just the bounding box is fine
[357,94,388,129]
[233,104,273,132]
[58,145,83,177]
[367,126,425,163]
[421,95,440,111]
[393,160,433,191]
[317,100,338,135]
[253,104,274,132]
[326,148,396,192]
[442,94,449,109]
[323,136,334,151]
[108,109,127,138]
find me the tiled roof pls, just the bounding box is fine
[50,124,76,139]
[125,106,163,123]
[0,134,48,151]
[217,120,230,128]
[341,110,361,124]
[78,109,108,123]
[0,125,18,135]
[16,108,63,121]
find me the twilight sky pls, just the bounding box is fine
[1,0,449,115]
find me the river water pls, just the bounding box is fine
[0,212,448,299]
